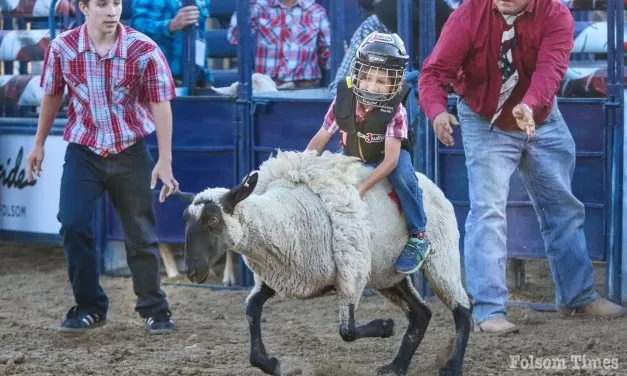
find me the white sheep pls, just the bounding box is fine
[165,150,472,376]
[210,72,278,96]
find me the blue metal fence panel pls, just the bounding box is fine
[605,0,625,303]
[251,95,334,168]
[105,97,239,242]
[439,98,608,262]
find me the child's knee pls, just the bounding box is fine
[387,167,405,186]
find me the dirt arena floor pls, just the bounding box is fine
[1,241,626,376]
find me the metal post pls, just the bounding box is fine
[411,0,437,298]
[235,0,254,287]
[329,0,345,80]
[398,0,415,162]
[397,0,412,66]
[3,17,14,76]
[417,0,437,179]
[18,17,27,74]
[235,0,252,183]
[49,0,59,38]
[605,0,625,304]
[182,0,197,92]
[235,0,253,103]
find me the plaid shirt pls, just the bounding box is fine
[131,0,213,83]
[328,15,389,95]
[227,0,331,84]
[322,100,408,141]
[41,24,175,156]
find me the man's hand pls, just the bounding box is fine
[168,6,200,33]
[513,103,535,140]
[151,158,179,202]
[26,145,45,183]
[432,111,459,147]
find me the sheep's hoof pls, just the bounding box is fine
[222,274,237,286]
[376,363,406,376]
[439,366,462,376]
[382,319,395,338]
[251,356,281,375]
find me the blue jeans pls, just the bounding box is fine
[57,140,168,318]
[457,99,598,324]
[366,149,427,233]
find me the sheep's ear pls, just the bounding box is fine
[221,172,259,214]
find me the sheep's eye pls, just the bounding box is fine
[206,215,219,225]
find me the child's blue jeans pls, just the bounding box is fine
[365,149,427,233]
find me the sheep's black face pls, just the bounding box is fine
[177,172,258,284]
[183,201,230,284]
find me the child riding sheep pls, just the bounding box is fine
[306,31,429,274]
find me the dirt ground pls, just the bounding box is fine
[1,241,626,376]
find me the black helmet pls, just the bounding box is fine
[350,32,409,108]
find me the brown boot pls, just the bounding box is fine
[560,297,627,319]
[473,317,519,335]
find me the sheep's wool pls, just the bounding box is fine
[255,150,373,299]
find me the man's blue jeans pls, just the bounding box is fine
[366,149,427,233]
[57,140,168,318]
[457,99,598,324]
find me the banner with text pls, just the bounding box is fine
[0,134,67,234]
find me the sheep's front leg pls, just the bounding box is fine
[338,298,395,342]
[246,282,279,375]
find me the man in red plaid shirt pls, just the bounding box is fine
[227,0,331,88]
[25,0,179,335]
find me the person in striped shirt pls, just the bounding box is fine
[25,0,179,335]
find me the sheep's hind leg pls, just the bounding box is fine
[423,266,472,376]
[246,282,279,375]
[338,298,395,342]
[376,277,432,376]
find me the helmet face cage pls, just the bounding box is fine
[350,59,405,108]
[350,32,408,109]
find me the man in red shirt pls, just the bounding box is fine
[25,0,179,334]
[419,0,626,334]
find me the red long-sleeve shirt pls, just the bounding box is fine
[419,0,574,131]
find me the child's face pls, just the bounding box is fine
[357,68,394,95]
